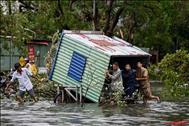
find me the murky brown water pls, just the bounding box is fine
[1,99,189,126]
[1,82,189,126]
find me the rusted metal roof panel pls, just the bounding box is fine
[64,33,150,56]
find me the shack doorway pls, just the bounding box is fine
[109,56,150,70]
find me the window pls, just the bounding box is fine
[68,52,87,82]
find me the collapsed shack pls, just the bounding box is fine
[49,30,150,103]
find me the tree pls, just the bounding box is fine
[0,0,189,58]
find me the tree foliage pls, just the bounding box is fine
[149,50,189,100]
[0,0,189,57]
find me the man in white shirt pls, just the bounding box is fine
[6,63,38,104]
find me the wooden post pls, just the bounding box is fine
[76,86,78,102]
[80,85,82,103]
[61,90,64,103]
[57,85,60,94]
[57,85,83,103]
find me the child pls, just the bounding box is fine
[6,63,38,104]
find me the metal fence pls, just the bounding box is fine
[0,55,20,71]
[0,37,50,71]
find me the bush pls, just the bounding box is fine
[112,91,127,107]
[31,74,57,99]
[149,50,189,100]
[148,64,160,80]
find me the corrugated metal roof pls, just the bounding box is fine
[50,31,150,103]
[64,33,150,56]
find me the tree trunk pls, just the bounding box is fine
[107,7,124,37]
[103,0,114,35]
[93,0,100,31]
[18,0,36,11]
[69,0,77,10]
[127,12,135,43]
[7,0,12,15]
[127,26,134,43]
[57,0,63,16]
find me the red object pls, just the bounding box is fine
[162,121,189,126]
[27,41,49,45]
[28,45,35,61]
[78,33,127,47]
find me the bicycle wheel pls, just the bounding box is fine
[53,92,63,103]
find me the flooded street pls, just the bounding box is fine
[1,0,189,125]
[1,82,189,126]
[1,99,189,126]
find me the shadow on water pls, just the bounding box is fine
[1,82,189,126]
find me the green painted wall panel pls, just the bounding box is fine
[52,35,110,102]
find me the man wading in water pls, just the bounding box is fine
[106,62,123,92]
[106,62,123,104]
[6,63,38,104]
[122,64,139,98]
[136,61,160,104]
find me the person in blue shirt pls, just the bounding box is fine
[122,64,139,98]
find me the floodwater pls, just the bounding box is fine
[1,100,189,126]
[1,83,189,126]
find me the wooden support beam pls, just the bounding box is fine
[64,88,77,101]
[56,84,83,103]
[76,86,78,102]
[61,90,64,103]
[80,85,82,103]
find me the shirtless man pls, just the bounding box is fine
[136,61,160,104]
